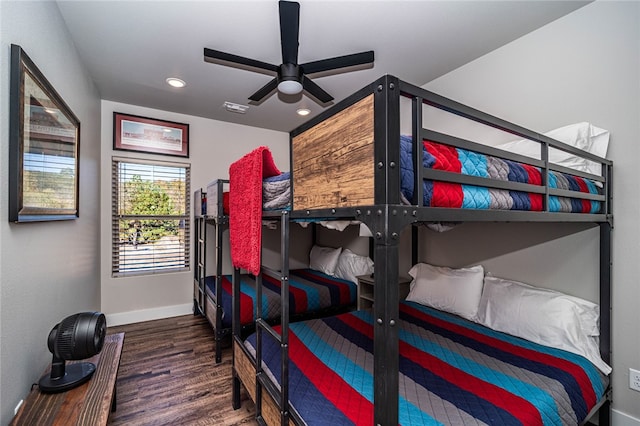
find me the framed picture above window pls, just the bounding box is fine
[9,44,80,223]
[113,112,189,158]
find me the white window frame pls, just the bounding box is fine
[111,157,190,277]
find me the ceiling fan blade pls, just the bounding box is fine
[204,48,278,74]
[302,76,333,103]
[249,77,279,102]
[279,1,299,64]
[301,51,374,75]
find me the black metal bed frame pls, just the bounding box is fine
[193,179,230,364]
[193,188,206,316]
[197,181,350,365]
[231,74,613,426]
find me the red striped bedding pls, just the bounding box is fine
[400,136,603,213]
[205,268,357,328]
[245,301,608,425]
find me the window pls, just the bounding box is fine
[112,158,190,276]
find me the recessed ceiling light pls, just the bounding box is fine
[166,77,186,88]
[296,108,311,116]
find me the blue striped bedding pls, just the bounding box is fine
[245,301,608,425]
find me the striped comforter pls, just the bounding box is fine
[400,136,602,213]
[205,268,356,328]
[245,301,608,425]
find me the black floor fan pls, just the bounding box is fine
[39,312,107,393]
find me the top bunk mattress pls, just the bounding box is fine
[400,136,603,213]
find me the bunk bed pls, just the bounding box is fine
[230,75,613,426]
[193,180,229,363]
[194,179,362,363]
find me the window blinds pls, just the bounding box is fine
[112,158,190,276]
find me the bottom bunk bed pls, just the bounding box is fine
[234,299,610,425]
[206,268,357,329]
[204,267,358,360]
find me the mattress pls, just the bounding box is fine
[263,171,291,210]
[245,301,608,425]
[400,136,602,213]
[205,268,357,328]
[206,173,291,218]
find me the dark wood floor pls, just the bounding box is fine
[107,314,257,425]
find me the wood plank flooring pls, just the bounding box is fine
[106,314,257,426]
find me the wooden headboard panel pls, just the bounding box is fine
[292,94,375,211]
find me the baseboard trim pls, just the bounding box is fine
[105,303,193,327]
[613,409,640,426]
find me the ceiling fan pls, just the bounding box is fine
[203,0,374,105]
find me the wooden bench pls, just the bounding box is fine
[11,332,125,426]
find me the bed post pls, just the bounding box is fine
[411,226,418,266]
[231,266,241,410]
[367,211,415,426]
[279,211,291,425]
[371,211,401,426]
[599,220,612,426]
[370,74,404,426]
[214,210,225,363]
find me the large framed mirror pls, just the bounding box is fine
[9,44,80,222]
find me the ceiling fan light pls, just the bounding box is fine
[278,80,303,95]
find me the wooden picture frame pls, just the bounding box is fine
[9,44,80,223]
[113,112,189,158]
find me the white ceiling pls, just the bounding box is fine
[56,0,589,133]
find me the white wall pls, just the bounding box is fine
[0,2,102,424]
[422,1,639,422]
[100,100,289,325]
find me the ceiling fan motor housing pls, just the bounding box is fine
[278,63,303,94]
[279,63,301,83]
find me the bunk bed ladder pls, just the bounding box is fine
[193,214,206,316]
[254,210,291,426]
[213,213,227,363]
[214,179,230,364]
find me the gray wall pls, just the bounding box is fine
[423,1,640,421]
[0,1,102,424]
[100,100,289,325]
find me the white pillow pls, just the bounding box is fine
[405,263,484,321]
[496,122,609,177]
[477,275,610,375]
[333,248,374,284]
[309,245,342,276]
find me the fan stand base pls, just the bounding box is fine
[39,362,96,393]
